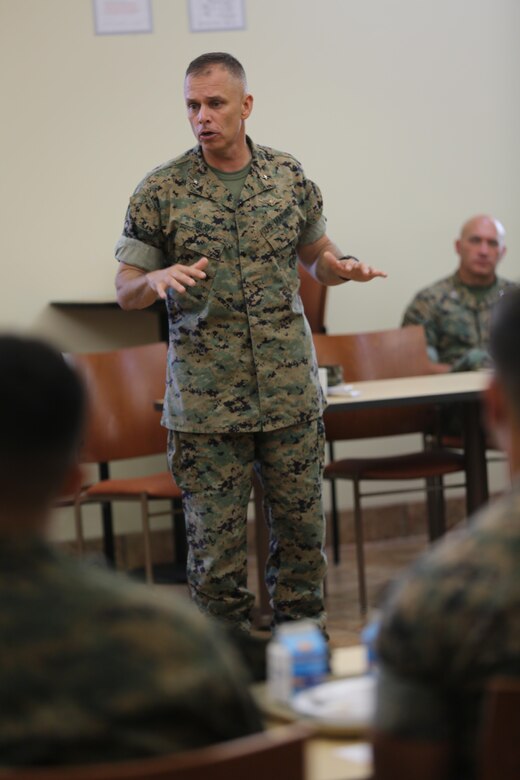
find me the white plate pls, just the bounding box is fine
[291,674,376,729]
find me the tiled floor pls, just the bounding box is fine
[153,532,428,649]
[322,534,428,647]
[248,533,429,649]
[69,514,436,649]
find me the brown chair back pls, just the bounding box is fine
[313,326,438,440]
[0,726,309,780]
[298,264,327,333]
[66,342,168,464]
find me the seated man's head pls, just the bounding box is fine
[0,335,86,530]
[486,288,520,465]
[455,215,507,287]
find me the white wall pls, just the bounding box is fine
[1,0,517,533]
[1,0,518,347]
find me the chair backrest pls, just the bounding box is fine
[477,676,520,780]
[313,326,437,440]
[0,726,309,780]
[65,342,168,464]
[313,325,434,381]
[298,264,328,333]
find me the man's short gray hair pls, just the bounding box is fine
[185,52,247,89]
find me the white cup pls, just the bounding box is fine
[318,367,328,397]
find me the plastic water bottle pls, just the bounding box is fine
[361,614,380,672]
[267,620,328,704]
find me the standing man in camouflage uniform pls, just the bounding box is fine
[0,334,262,766]
[372,287,520,780]
[402,214,515,372]
[115,52,386,634]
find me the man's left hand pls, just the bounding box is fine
[325,251,388,283]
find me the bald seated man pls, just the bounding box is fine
[402,215,516,373]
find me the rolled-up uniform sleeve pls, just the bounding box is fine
[115,186,166,272]
[299,213,327,246]
[115,235,165,272]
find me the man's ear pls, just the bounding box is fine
[241,93,253,120]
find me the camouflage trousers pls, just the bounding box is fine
[167,419,327,633]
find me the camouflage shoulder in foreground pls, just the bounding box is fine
[374,484,520,775]
[0,538,262,765]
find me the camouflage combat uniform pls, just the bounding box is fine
[374,482,520,779]
[115,138,328,631]
[0,537,262,766]
[402,272,516,371]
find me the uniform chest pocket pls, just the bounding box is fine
[167,220,230,313]
[261,206,303,254]
[174,220,229,271]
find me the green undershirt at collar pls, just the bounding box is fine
[208,161,252,204]
[462,279,497,303]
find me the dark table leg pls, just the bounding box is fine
[99,462,116,564]
[463,399,489,515]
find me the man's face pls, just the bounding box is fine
[184,65,252,165]
[455,217,506,286]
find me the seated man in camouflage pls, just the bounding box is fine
[0,334,262,767]
[372,287,520,780]
[402,214,515,372]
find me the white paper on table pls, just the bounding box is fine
[334,742,372,765]
[327,383,361,397]
[291,675,375,727]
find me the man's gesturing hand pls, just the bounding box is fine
[323,251,388,283]
[147,257,209,299]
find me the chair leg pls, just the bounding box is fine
[74,498,85,556]
[426,476,446,542]
[140,495,154,585]
[330,479,341,565]
[98,462,116,565]
[328,442,341,564]
[352,478,368,615]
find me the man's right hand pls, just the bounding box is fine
[116,257,209,310]
[146,257,209,299]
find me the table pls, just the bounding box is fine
[307,645,372,780]
[263,645,372,780]
[305,736,371,780]
[326,370,491,514]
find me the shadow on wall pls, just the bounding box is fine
[31,304,162,352]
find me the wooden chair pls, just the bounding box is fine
[65,342,184,583]
[477,676,520,780]
[298,263,328,333]
[0,726,310,780]
[313,327,466,612]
